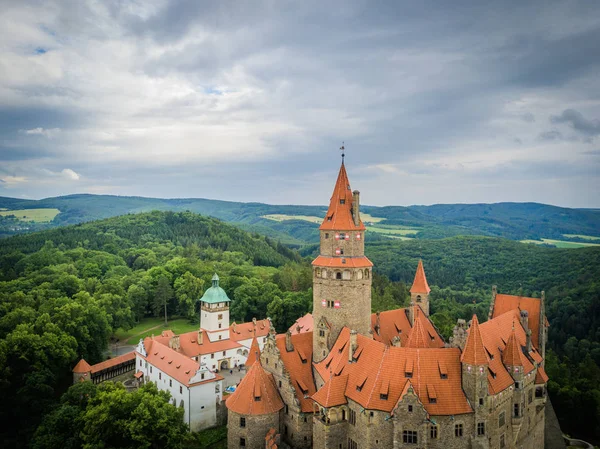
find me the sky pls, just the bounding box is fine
[1,0,599,208]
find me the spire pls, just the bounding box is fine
[410,259,431,294]
[503,326,526,367]
[461,315,489,365]
[406,309,430,348]
[211,273,219,288]
[225,359,284,415]
[73,358,92,373]
[245,336,261,367]
[319,158,365,231]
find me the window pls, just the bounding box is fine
[528,389,533,404]
[348,438,357,449]
[408,405,413,412]
[150,366,152,373]
[218,335,222,340]
[218,323,222,329]
[499,411,505,427]
[336,272,342,280]
[515,381,521,389]
[223,351,226,356]
[285,405,289,414]
[180,386,182,394]
[240,437,246,447]
[169,379,172,387]
[319,330,325,337]
[279,380,282,387]
[430,425,438,439]
[139,359,142,366]
[479,398,484,406]
[240,417,246,428]
[325,233,329,239]
[403,430,418,444]
[159,373,161,380]
[416,295,422,303]
[429,398,437,404]
[201,373,205,380]
[455,423,463,437]
[254,395,261,402]
[477,422,485,436]
[405,372,413,378]
[514,403,520,418]
[218,314,223,319]
[211,354,214,359]
[380,394,388,400]
[349,409,356,425]
[500,433,506,448]
[342,409,346,421]
[441,373,448,379]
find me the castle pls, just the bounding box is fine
[225,158,550,449]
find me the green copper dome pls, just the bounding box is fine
[200,273,231,304]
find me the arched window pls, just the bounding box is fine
[364,269,370,279]
[416,295,422,303]
[321,269,327,279]
[336,271,342,280]
[343,270,351,280]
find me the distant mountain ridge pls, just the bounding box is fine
[1,193,599,243]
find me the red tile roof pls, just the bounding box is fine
[372,309,412,346]
[405,308,442,349]
[140,338,222,387]
[410,259,431,294]
[154,330,242,358]
[502,327,528,367]
[246,337,261,367]
[226,360,284,415]
[460,315,489,366]
[89,351,136,374]
[319,162,365,231]
[312,374,348,408]
[73,359,92,373]
[230,319,270,341]
[289,313,313,335]
[492,294,543,348]
[314,329,472,415]
[535,366,549,384]
[276,331,316,413]
[312,255,373,268]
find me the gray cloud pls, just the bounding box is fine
[0,0,599,207]
[551,109,600,137]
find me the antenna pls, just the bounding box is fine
[340,142,345,162]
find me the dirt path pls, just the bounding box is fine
[116,323,165,344]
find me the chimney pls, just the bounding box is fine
[391,336,401,347]
[520,310,529,332]
[349,330,358,362]
[488,285,498,319]
[352,190,360,226]
[232,322,237,333]
[285,330,294,352]
[526,329,532,352]
[169,335,180,351]
[374,312,381,336]
[198,330,203,345]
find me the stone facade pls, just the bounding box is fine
[228,410,280,449]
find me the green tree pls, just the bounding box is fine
[174,272,204,319]
[153,276,174,325]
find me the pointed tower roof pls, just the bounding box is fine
[319,162,365,231]
[410,259,431,294]
[461,315,489,365]
[502,326,526,367]
[73,358,92,373]
[406,309,430,348]
[311,373,348,408]
[245,337,261,367]
[225,360,284,415]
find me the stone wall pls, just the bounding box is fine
[227,410,279,449]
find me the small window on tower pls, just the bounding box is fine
[325,233,329,239]
[340,199,345,205]
[416,295,422,303]
[336,272,342,280]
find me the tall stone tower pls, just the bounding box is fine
[409,259,431,324]
[312,156,372,363]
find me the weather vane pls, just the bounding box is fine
[340,142,345,162]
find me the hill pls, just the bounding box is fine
[1,194,599,245]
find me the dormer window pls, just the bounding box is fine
[340,199,345,205]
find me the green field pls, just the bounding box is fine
[368,225,419,236]
[521,238,600,249]
[563,234,600,241]
[0,208,60,222]
[262,214,323,223]
[114,317,199,345]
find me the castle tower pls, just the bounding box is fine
[409,259,431,324]
[199,273,231,340]
[312,155,372,363]
[461,315,490,440]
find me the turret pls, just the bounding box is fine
[461,315,489,409]
[409,259,431,322]
[312,155,373,362]
[199,273,231,340]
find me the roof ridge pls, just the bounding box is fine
[410,259,431,294]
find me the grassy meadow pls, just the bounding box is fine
[0,208,60,222]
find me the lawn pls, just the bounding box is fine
[114,317,199,345]
[0,208,60,222]
[563,234,600,241]
[185,425,227,449]
[367,225,419,236]
[262,214,323,224]
[521,239,600,249]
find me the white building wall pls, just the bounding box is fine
[199,347,246,371]
[200,301,230,338]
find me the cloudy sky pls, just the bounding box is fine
[1,0,599,208]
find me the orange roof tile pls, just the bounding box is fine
[90,351,136,374]
[461,315,489,366]
[492,294,543,348]
[371,309,412,346]
[226,360,284,415]
[405,308,442,349]
[502,327,528,367]
[140,339,222,387]
[73,359,92,373]
[229,319,270,342]
[319,162,365,231]
[289,313,313,335]
[312,255,373,268]
[312,374,349,408]
[276,332,316,413]
[246,337,261,367]
[410,259,431,294]
[153,330,242,357]
[535,366,549,384]
[314,329,472,415]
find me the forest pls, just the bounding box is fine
[0,210,598,446]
